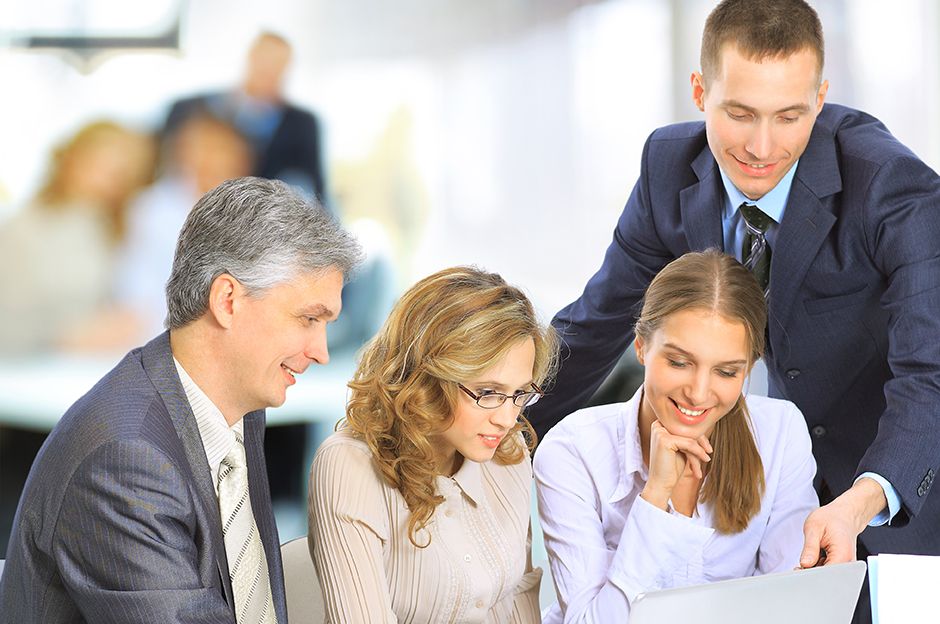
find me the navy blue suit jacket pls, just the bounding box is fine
[0,333,287,623]
[529,103,940,555]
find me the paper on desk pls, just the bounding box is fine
[868,554,940,623]
[867,556,879,624]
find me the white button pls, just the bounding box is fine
[475,600,484,609]
[464,554,472,563]
[445,509,454,517]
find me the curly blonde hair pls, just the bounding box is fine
[343,266,558,547]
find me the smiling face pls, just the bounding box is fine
[635,308,751,439]
[691,44,828,201]
[436,337,536,475]
[228,268,344,414]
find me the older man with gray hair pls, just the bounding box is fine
[0,177,362,624]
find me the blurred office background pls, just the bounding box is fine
[1,0,938,600]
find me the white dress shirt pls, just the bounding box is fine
[174,358,242,495]
[534,386,818,623]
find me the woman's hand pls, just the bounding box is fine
[640,420,712,511]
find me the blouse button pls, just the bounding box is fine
[475,600,484,609]
[464,554,472,563]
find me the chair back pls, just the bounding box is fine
[280,536,325,624]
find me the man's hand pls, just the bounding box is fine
[800,477,888,567]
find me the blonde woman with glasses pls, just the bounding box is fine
[308,266,557,622]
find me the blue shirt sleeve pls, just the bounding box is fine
[856,472,901,526]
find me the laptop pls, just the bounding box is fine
[630,561,867,624]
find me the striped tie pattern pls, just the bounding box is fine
[739,202,774,297]
[218,433,278,624]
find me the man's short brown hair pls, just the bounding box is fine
[701,0,824,85]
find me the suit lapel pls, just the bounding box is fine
[680,144,726,251]
[770,120,842,335]
[140,332,236,611]
[244,411,287,621]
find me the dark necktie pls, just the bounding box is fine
[739,203,774,296]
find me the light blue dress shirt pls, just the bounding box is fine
[719,162,795,260]
[718,162,899,526]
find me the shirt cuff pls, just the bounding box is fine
[856,472,900,526]
[608,495,714,600]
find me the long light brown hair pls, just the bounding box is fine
[343,266,558,547]
[635,250,766,534]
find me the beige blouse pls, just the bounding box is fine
[308,429,542,623]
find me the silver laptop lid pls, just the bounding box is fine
[630,561,866,624]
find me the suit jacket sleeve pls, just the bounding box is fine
[297,111,326,202]
[856,152,940,520]
[528,134,674,440]
[54,438,234,624]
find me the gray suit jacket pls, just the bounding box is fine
[0,333,287,623]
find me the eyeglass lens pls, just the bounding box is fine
[476,392,541,408]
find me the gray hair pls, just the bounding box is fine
[165,177,363,329]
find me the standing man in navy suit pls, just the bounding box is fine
[165,32,327,201]
[0,177,362,623]
[528,2,940,622]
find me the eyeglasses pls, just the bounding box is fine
[457,382,544,409]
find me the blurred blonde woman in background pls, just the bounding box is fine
[0,120,154,355]
[308,266,557,623]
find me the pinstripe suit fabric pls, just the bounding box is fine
[0,333,287,623]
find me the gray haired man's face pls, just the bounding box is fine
[227,268,343,412]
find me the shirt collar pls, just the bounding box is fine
[719,159,799,224]
[173,358,242,473]
[440,454,486,506]
[609,386,648,504]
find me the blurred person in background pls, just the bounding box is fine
[115,112,255,340]
[163,31,326,201]
[0,120,155,356]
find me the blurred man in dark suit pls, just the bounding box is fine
[164,32,326,201]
